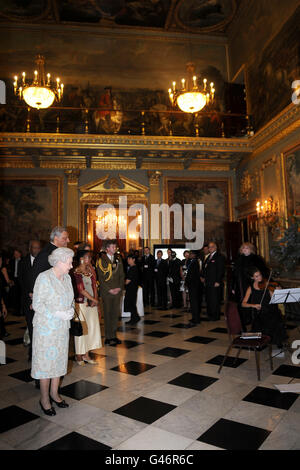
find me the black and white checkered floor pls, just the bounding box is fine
[1,309,300,450]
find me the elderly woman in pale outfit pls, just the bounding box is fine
[31,247,74,416]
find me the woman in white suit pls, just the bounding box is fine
[31,247,74,416]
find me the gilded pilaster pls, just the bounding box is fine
[65,169,80,246]
[148,171,162,251]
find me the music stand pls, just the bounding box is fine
[270,288,300,305]
[269,288,300,359]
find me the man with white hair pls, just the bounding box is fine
[31,226,70,290]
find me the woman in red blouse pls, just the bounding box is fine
[71,250,102,365]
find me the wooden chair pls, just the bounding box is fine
[218,301,273,381]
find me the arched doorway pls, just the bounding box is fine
[79,175,149,253]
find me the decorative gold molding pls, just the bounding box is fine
[239,104,300,167]
[240,170,253,200]
[40,161,86,169]
[0,160,34,168]
[0,133,252,153]
[79,174,149,198]
[148,171,162,186]
[91,161,136,170]
[0,102,299,171]
[65,169,81,185]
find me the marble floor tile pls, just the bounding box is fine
[143,383,199,406]
[0,382,40,406]
[186,440,223,450]
[39,431,111,450]
[259,413,300,450]
[197,418,270,450]
[288,396,300,414]
[1,310,298,450]
[78,411,147,448]
[83,369,131,387]
[17,392,78,415]
[223,401,286,431]
[154,406,219,440]
[40,402,108,431]
[0,439,16,450]
[115,425,194,450]
[81,388,137,412]
[178,390,237,419]
[113,396,176,424]
[0,375,26,392]
[0,418,69,450]
[201,376,255,401]
[113,377,166,396]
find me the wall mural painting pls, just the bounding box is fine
[0,178,62,254]
[167,179,229,250]
[286,150,300,217]
[248,7,300,131]
[1,77,229,137]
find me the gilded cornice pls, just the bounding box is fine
[0,102,300,170]
[239,104,300,167]
[0,133,251,153]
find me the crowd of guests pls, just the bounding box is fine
[0,229,288,416]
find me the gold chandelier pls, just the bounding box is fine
[13,55,64,109]
[168,62,215,113]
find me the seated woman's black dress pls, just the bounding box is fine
[250,286,287,347]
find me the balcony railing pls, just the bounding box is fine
[0,104,251,139]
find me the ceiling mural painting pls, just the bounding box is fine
[0,0,236,32]
[175,0,237,33]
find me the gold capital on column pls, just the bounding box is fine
[65,169,81,185]
[148,170,162,186]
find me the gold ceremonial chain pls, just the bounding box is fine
[97,257,112,282]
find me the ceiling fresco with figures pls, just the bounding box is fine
[0,0,238,34]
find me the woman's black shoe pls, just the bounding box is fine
[112,337,121,344]
[39,401,56,416]
[50,397,69,408]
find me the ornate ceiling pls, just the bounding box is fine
[0,0,238,34]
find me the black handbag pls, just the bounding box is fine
[70,308,83,336]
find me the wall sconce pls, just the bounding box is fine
[256,196,279,227]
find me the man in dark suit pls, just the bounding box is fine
[18,240,41,359]
[9,249,23,315]
[124,255,140,325]
[185,250,203,325]
[202,241,225,321]
[154,250,168,310]
[141,246,156,306]
[30,226,70,290]
[168,251,182,309]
